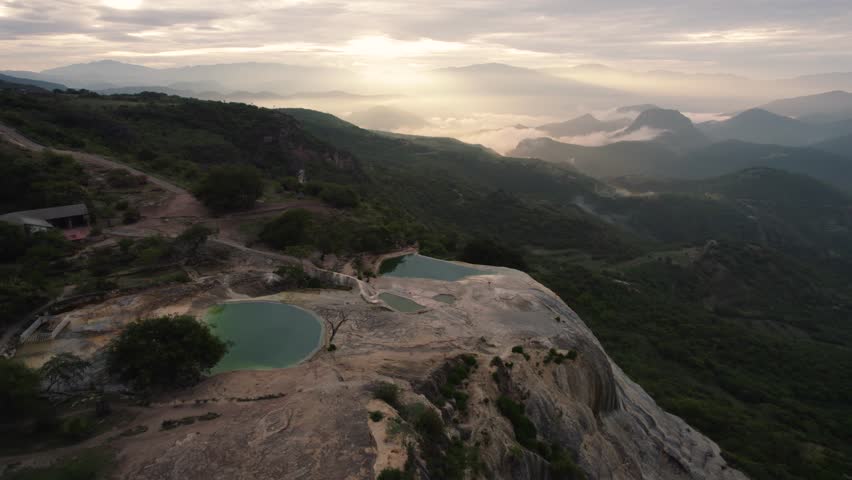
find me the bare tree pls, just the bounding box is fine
[318,309,351,351]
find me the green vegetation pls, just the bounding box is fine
[306,182,360,208]
[511,345,530,361]
[376,446,418,480]
[161,412,220,430]
[0,358,43,425]
[548,444,586,480]
[285,108,634,258]
[0,145,88,213]
[496,396,540,451]
[372,381,402,410]
[495,391,584,478]
[273,265,325,289]
[0,226,72,326]
[460,238,528,270]
[432,354,477,413]
[1,449,115,480]
[376,468,407,480]
[105,315,228,391]
[259,207,421,255]
[39,353,90,393]
[543,348,576,365]
[538,251,852,479]
[194,165,264,213]
[401,402,480,480]
[369,410,384,422]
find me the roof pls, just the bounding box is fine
[0,204,88,223]
[0,215,54,228]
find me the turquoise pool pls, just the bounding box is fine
[206,302,323,374]
[380,254,484,281]
[379,292,425,313]
[432,294,456,304]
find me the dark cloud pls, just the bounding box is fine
[96,7,223,26]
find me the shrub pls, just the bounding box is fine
[369,410,384,422]
[0,223,28,262]
[414,408,444,440]
[550,447,586,480]
[260,209,313,249]
[194,165,264,213]
[377,468,405,480]
[459,238,527,270]
[512,345,530,361]
[105,315,228,391]
[122,208,141,224]
[372,382,401,409]
[173,224,213,259]
[496,396,538,449]
[544,348,577,365]
[0,359,42,424]
[60,416,95,441]
[105,169,146,188]
[318,183,360,208]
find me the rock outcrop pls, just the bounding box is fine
[44,260,745,480]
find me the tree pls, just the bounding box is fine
[0,223,28,262]
[0,358,42,424]
[319,184,360,208]
[106,315,228,391]
[173,224,214,261]
[40,353,91,393]
[259,209,313,249]
[194,165,264,213]
[459,238,527,270]
[0,278,45,327]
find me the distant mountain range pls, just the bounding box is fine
[3,60,354,93]
[812,133,852,158]
[511,135,852,191]
[758,90,852,123]
[537,114,629,137]
[0,73,65,91]
[698,108,852,146]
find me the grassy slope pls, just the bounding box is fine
[284,108,637,256]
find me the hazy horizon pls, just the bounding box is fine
[2,1,852,77]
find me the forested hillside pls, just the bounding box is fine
[1,89,850,479]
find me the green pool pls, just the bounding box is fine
[432,294,456,304]
[379,292,425,313]
[380,254,484,281]
[206,302,324,374]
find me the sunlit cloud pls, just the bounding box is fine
[102,0,143,10]
[339,35,464,58]
[659,28,800,45]
[0,0,848,77]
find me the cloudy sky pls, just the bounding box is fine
[1,0,851,77]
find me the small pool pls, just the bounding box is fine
[380,254,484,281]
[379,292,425,313]
[206,302,323,374]
[432,294,456,304]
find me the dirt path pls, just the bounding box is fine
[0,123,187,195]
